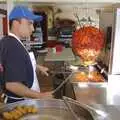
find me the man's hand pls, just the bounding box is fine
[39,91,53,99]
[37,65,49,76]
[6,82,53,99]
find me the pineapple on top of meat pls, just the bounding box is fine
[72,26,105,66]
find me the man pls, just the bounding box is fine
[0,5,52,103]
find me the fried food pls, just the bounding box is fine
[73,71,104,82]
[89,71,104,82]
[2,105,38,120]
[74,72,89,82]
[2,112,13,120]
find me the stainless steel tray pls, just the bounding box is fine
[70,72,105,83]
[0,99,95,120]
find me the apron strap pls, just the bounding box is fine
[2,93,24,103]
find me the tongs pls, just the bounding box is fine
[51,72,74,94]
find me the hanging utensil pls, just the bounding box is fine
[73,7,81,27]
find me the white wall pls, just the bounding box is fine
[0,3,7,38]
[99,11,114,66]
[0,3,6,10]
[99,11,114,32]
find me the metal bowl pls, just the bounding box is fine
[0,99,95,120]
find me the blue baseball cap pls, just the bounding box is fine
[9,5,43,21]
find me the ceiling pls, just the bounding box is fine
[14,0,120,3]
[0,1,120,11]
[13,1,120,10]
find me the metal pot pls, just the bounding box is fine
[0,99,96,120]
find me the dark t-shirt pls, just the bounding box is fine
[0,36,33,99]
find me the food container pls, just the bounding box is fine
[70,65,105,83]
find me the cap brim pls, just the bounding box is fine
[30,14,43,21]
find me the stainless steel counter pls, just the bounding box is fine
[73,82,107,105]
[101,105,120,120]
[72,75,120,120]
[72,74,120,105]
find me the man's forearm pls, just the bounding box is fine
[6,82,44,99]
